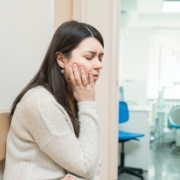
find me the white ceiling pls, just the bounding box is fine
[120,0,180,28]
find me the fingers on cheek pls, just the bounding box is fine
[68,67,73,80]
[89,71,94,84]
[88,71,92,78]
[84,67,88,78]
[82,67,88,80]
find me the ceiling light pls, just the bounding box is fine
[162,0,180,12]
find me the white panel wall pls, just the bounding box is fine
[0,0,53,110]
[120,28,152,105]
[0,0,53,178]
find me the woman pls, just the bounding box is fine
[3,20,104,180]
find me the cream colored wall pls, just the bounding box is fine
[54,0,73,30]
[54,1,120,179]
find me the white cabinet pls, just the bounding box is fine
[119,106,150,171]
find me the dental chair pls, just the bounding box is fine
[118,101,144,179]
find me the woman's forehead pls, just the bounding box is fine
[75,37,103,52]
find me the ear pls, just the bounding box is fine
[56,52,67,68]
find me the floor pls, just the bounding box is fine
[118,130,180,180]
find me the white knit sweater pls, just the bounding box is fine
[3,86,100,180]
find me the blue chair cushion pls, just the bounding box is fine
[168,120,180,128]
[119,101,129,124]
[119,131,144,141]
[167,105,180,129]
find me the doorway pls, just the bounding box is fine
[118,0,180,179]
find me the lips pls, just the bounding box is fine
[93,74,99,81]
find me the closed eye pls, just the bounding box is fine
[85,56,93,60]
[99,55,103,62]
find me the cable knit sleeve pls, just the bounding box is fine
[22,92,100,179]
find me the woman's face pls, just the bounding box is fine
[57,37,104,83]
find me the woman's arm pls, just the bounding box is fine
[23,93,100,179]
[64,159,100,180]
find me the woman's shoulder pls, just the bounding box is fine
[21,86,55,106]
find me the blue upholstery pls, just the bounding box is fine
[167,106,180,151]
[119,101,129,123]
[118,101,144,141]
[119,131,144,141]
[168,106,180,129]
[118,101,144,179]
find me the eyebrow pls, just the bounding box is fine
[83,51,104,56]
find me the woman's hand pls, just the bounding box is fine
[68,64,95,102]
[60,175,77,180]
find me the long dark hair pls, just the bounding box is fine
[11,20,104,137]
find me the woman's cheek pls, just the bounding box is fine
[64,68,70,81]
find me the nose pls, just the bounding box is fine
[92,58,103,70]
